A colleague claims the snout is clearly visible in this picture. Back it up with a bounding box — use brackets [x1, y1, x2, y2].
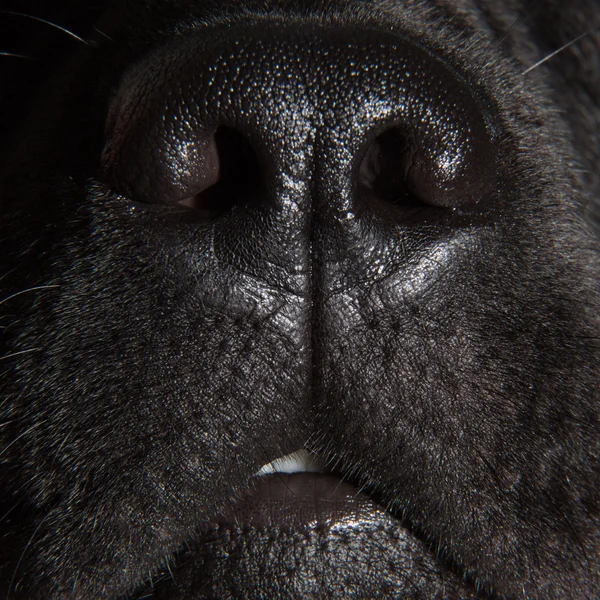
[92, 22, 505, 598]
[11, 10, 597, 599]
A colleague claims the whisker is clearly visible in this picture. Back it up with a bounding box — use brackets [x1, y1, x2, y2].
[0, 285, 59, 306]
[7, 515, 48, 600]
[0, 421, 46, 460]
[495, 12, 528, 47]
[0, 501, 19, 525]
[93, 27, 113, 42]
[0, 349, 42, 361]
[165, 557, 176, 585]
[0, 10, 89, 45]
[523, 27, 599, 75]
[0, 52, 33, 60]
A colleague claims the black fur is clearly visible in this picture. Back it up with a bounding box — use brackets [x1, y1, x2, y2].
[0, 1, 598, 598]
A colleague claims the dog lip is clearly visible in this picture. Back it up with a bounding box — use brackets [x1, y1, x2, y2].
[217, 471, 390, 529]
[180, 472, 483, 598]
[216, 449, 384, 528]
[180, 458, 484, 597]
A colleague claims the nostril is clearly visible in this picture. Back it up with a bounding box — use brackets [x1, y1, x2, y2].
[102, 23, 497, 223]
[176, 127, 263, 218]
[102, 94, 264, 219]
[358, 128, 426, 209]
[358, 118, 496, 216]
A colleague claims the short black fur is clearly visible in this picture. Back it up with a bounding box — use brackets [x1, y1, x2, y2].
[0, 0, 598, 598]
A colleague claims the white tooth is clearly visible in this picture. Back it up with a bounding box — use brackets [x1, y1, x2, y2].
[256, 449, 325, 476]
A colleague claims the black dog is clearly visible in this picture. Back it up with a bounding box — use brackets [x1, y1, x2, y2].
[0, 0, 598, 598]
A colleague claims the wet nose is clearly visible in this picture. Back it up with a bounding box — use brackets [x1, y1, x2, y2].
[102, 23, 497, 277]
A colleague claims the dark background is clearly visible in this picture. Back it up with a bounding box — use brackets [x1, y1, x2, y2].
[0, 1, 107, 157]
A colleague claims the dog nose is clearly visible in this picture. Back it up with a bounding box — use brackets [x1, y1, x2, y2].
[102, 23, 497, 288]
[103, 23, 496, 214]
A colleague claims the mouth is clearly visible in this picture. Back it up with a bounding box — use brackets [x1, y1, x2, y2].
[129, 452, 482, 599]
[218, 449, 391, 529]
